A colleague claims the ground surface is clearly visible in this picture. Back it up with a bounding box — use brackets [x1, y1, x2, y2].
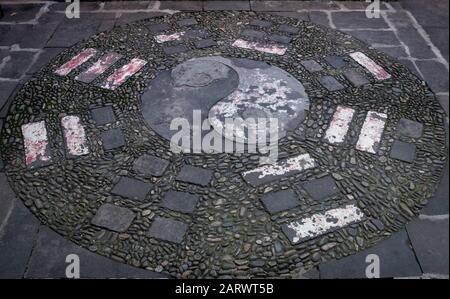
[0, 1, 448, 279]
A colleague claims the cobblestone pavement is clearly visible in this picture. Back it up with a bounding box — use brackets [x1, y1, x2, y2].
[0, 1, 448, 279]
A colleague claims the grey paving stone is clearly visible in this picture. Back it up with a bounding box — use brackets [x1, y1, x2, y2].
[111, 176, 152, 201]
[177, 18, 198, 27]
[319, 76, 345, 92]
[161, 190, 199, 214]
[397, 118, 424, 138]
[194, 39, 217, 49]
[319, 230, 423, 278]
[184, 28, 209, 39]
[91, 106, 116, 126]
[390, 140, 416, 163]
[0, 200, 40, 279]
[302, 175, 339, 201]
[301, 60, 323, 72]
[25, 226, 167, 278]
[147, 217, 188, 244]
[325, 55, 347, 69]
[27, 48, 65, 74]
[344, 69, 370, 87]
[20, 22, 60, 49]
[0, 51, 35, 79]
[46, 17, 100, 48]
[308, 11, 329, 27]
[249, 19, 273, 28]
[437, 94, 449, 116]
[163, 45, 189, 55]
[0, 3, 43, 22]
[375, 46, 408, 59]
[0, 173, 15, 226]
[204, 1, 250, 11]
[278, 24, 299, 34]
[133, 154, 170, 177]
[0, 81, 18, 111]
[103, 1, 150, 10]
[176, 165, 213, 186]
[159, 1, 203, 11]
[98, 19, 116, 33]
[260, 190, 300, 214]
[250, 0, 338, 11]
[91, 203, 135, 232]
[333, 12, 389, 29]
[101, 128, 125, 150]
[421, 162, 448, 215]
[346, 30, 400, 47]
[424, 27, 449, 63]
[148, 23, 170, 33]
[241, 29, 266, 40]
[407, 218, 449, 274]
[416, 60, 449, 93]
[268, 34, 291, 44]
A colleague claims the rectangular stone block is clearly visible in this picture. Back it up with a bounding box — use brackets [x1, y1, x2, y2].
[350, 51, 391, 80]
[100, 58, 147, 90]
[161, 190, 199, 214]
[75, 52, 123, 83]
[260, 190, 300, 214]
[133, 154, 170, 177]
[324, 106, 355, 144]
[176, 165, 213, 187]
[302, 175, 339, 201]
[194, 39, 217, 49]
[91, 204, 136, 233]
[319, 76, 344, 91]
[54, 48, 97, 76]
[268, 34, 291, 44]
[111, 177, 153, 201]
[397, 118, 423, 139]
[147, 217, 188, 244]
[344, 69, 370, 87]
[300, 60, 323, 72]
[177, 18, 198, 27]
[90, 106, 116, 126]
[390, 140, 416, 163]
[101, 128, 125, 150]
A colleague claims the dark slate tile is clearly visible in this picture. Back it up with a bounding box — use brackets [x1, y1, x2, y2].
[46, 17, 100, 47]
[147, 217, 188, 244]
[0, 4, 43, 22]
[177, 18, 198, 27]
[25, 226, 167, 278]
[333, 12, 389, 30]
[0, 200, 40, 279]
[278, 24, 299, 34]
[133, 154, 170, 177]
[0, 51, 36, 79]
[161, 190, 199, 214]
[390, 140, 416, 163]
[91, 106, 116, 126]
[27, 48, 65, 74]
[325, 55, 347, 69]
[302, 175, 339, 201]
[176, 165, 213, 186]
[241, 29, 266, 40]
[407, 218, 449, 274]
[184, 28, 209, 39]
[260, 190, 300, 214]
[319, 230, 423, 278]
[249, 19, 273, 28]
[421, 162, 449, 215]
[204, 1, 250, 11]
[163, 45, 189, 55]
[301, 60, 323, 72]
[308, 11, 329, 27]
[416, 60, 449, 93]
[268, 34, 291, 44]
[344, 69, 370, 87]
[91, 203, 136, 233]
[101, 128, 125, 150]
[148, 23, 170, 33]
[397, 118, 424, 139]
[319, 76, 345, 92]
[0, 81, 18, 111]
[19, 22, 60, 49]
[194, 39, 217, 49]
[111, 177, 152, 201]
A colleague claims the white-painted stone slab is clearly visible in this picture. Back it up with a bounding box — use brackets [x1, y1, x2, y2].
[324, 106, 355, 144]
[54, 48, 97, 76]
[282, 204, 365, 244]
[350, 51, 391, 80]
[242, 153, 316, 186]
[155, 32, 185, 43]
[232, 39, 287, 55]
[61, 116, 89, 157]
[100, 58, 147, 90]
[356, 111, 387, 154]
[21, 121, 51, 167]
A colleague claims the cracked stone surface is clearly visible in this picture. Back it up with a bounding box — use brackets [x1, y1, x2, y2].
[0, 11, 447, 279]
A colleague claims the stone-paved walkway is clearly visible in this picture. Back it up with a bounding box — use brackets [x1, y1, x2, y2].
[0, 0, 448, 279]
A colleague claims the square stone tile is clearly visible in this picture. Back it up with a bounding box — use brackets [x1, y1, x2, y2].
[177, 18, 198, 27]
[0, 52, 36, 79]
[111, 177, 152, 201]
[147, 217, 188, 244]
[302, 175, 339, 201]
[344, 69, 370, 87]
[301, 60, 323, 72]
[397, 118, 424, 138]
[133, 154, 170, 177]
[163, 45, 189, 55]
[91, 106, 116, 126]
[278, 24, 299, 34]
[161, 190, 199, 214]
[91, 203, 136, 233]
[176, 165, 213, 186]
[319, 230, 423, 278]
[260, 190, 300, 214]
[319, 76, 345, 92]
[407, 218, 449, 274]
[390, 140, 416, 163]
[101, 128, 125, 150]
[325, 55, 347, 68]
[268, 34, 291, 44]
[194, 39, 217, 49]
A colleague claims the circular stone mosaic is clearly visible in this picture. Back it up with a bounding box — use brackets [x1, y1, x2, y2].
[0, 11, 447, 278]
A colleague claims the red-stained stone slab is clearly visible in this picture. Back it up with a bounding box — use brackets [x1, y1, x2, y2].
[232, 39, 287, 55]
[54, 48, 97, 76]
[61, 115, 89, 157]
[75, 52, 122, 83]
[350, 52, 391, 80]
[100, 58, 147, 90]
[21, 121, 51, 168]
